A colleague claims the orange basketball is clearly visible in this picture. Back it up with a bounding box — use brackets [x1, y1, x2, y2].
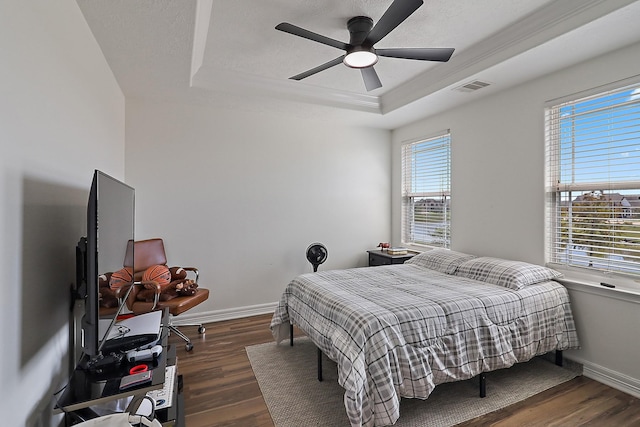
[142, 264, 171, 287]
[109, 267, 133, 289]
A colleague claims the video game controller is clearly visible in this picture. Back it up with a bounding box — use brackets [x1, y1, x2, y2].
[126, 344, 163, 363]
[82, 351, 124, 372]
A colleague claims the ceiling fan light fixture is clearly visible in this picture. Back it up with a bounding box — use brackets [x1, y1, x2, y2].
[343, 49, 378, 68]
[276, 2, 455, 91]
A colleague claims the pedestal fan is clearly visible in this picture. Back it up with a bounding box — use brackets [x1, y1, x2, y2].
[306, 243, 328, 272]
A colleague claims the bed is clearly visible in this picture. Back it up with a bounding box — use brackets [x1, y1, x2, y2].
[270, 249, 580, 427]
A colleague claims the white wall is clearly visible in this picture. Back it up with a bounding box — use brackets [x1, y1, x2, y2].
[126, 100, 390, 319]
[391, 41, 640, 396]
[0, 1, 125, 426]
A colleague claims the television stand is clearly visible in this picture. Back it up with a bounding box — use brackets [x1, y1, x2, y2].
[56, 309, 184, 426]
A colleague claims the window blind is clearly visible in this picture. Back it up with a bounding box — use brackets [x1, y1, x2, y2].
[401, 132, 451, 248]
[545, 82, 640, 275]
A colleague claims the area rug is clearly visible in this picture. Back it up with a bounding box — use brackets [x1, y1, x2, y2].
[246, 337, 582, 427]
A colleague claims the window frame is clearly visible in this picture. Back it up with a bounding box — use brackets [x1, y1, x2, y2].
[401, 131, 451, 249]
[545, 79, 640, 278]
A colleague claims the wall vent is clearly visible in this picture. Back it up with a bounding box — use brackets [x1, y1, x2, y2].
[454, 80, 491, 93]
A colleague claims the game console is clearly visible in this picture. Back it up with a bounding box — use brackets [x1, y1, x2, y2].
[100, 311, 163, 354]
[119, 370, 153, 390]
[126, 345, 163, 363]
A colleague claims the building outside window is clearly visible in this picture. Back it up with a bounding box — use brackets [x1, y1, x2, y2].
[545, 81, 640, 275]
[401, 132, 451, 248]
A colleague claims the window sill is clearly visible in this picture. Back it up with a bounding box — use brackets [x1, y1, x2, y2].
[401, 243, 440, 254]
[550, 265, 640, 304]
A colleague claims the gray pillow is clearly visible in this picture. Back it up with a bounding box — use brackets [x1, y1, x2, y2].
[454, 257, 563, 290]
[405, 249, 477, 274]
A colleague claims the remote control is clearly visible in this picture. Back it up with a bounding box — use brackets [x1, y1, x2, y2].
[126, 345, 163, 363]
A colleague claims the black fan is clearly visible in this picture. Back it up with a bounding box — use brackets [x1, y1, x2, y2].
[275, 0, 454, 91]
[306, 243, 328, 272]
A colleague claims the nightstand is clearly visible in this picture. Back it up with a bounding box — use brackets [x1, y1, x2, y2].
[367, 250, 415, 266]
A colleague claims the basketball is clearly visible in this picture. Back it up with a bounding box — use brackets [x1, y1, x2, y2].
[142, 264, 171, 287]
[109, 267, 133, 289]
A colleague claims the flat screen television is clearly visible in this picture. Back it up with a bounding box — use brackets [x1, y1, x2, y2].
[76, 170, 135, 363]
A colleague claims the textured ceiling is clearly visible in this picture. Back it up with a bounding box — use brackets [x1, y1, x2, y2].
[76, 0, 640, 128]
[202, 0, 550, 92]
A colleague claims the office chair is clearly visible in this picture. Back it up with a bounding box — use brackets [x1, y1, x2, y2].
[124, 238, 210, 351]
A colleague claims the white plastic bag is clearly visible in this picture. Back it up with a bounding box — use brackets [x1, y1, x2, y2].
[73, 413, 161, 427]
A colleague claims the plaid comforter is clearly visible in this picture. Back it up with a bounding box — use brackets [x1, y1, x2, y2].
[270, 264, 579, 427]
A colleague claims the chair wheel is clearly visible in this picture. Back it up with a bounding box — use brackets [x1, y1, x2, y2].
[185, 342, 194, 352]
[198, 326, 205, 334]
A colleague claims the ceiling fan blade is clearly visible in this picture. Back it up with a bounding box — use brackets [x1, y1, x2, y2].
[365, 0, 423, 46]
[361, 67, 382, 91]
[276, 23, 349, 51]
[290, 56, 345, 80]
[376, 47, 454, 62]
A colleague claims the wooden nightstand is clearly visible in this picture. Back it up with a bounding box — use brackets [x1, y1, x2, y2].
[367, 250, 415, 266]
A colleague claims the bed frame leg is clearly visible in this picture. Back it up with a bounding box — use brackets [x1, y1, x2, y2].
[317, 347, 323, 382]
[479, 373, 486, 398]
[290, 323, 294, 347]
[555, 350, 563, 367]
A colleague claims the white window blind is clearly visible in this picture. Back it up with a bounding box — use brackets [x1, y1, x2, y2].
[545, 82, 640, 275]
[401, 132, 451, 248]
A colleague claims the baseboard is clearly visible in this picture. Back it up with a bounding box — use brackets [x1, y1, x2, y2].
[567, 356, 640, 399]
[170, 301, 277, 326]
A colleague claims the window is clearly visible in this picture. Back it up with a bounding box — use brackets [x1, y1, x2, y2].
[545, 82, 640, 275]
[401, 132, 451, 248]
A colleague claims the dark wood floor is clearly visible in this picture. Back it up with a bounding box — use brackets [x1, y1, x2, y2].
[169, 314, 640, 427]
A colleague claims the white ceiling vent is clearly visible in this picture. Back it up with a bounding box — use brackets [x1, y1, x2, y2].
[454, 80, 491, 93]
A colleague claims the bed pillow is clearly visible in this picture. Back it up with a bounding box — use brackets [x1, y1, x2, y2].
[454, 257, 563, 290]
[405, 248, 477, 274]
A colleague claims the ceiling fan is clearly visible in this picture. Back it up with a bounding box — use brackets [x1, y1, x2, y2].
[275, 0, 455, 92]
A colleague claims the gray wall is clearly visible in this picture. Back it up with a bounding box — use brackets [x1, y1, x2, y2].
[125, 99, 391, 318]
[0, 1, 125, 426]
